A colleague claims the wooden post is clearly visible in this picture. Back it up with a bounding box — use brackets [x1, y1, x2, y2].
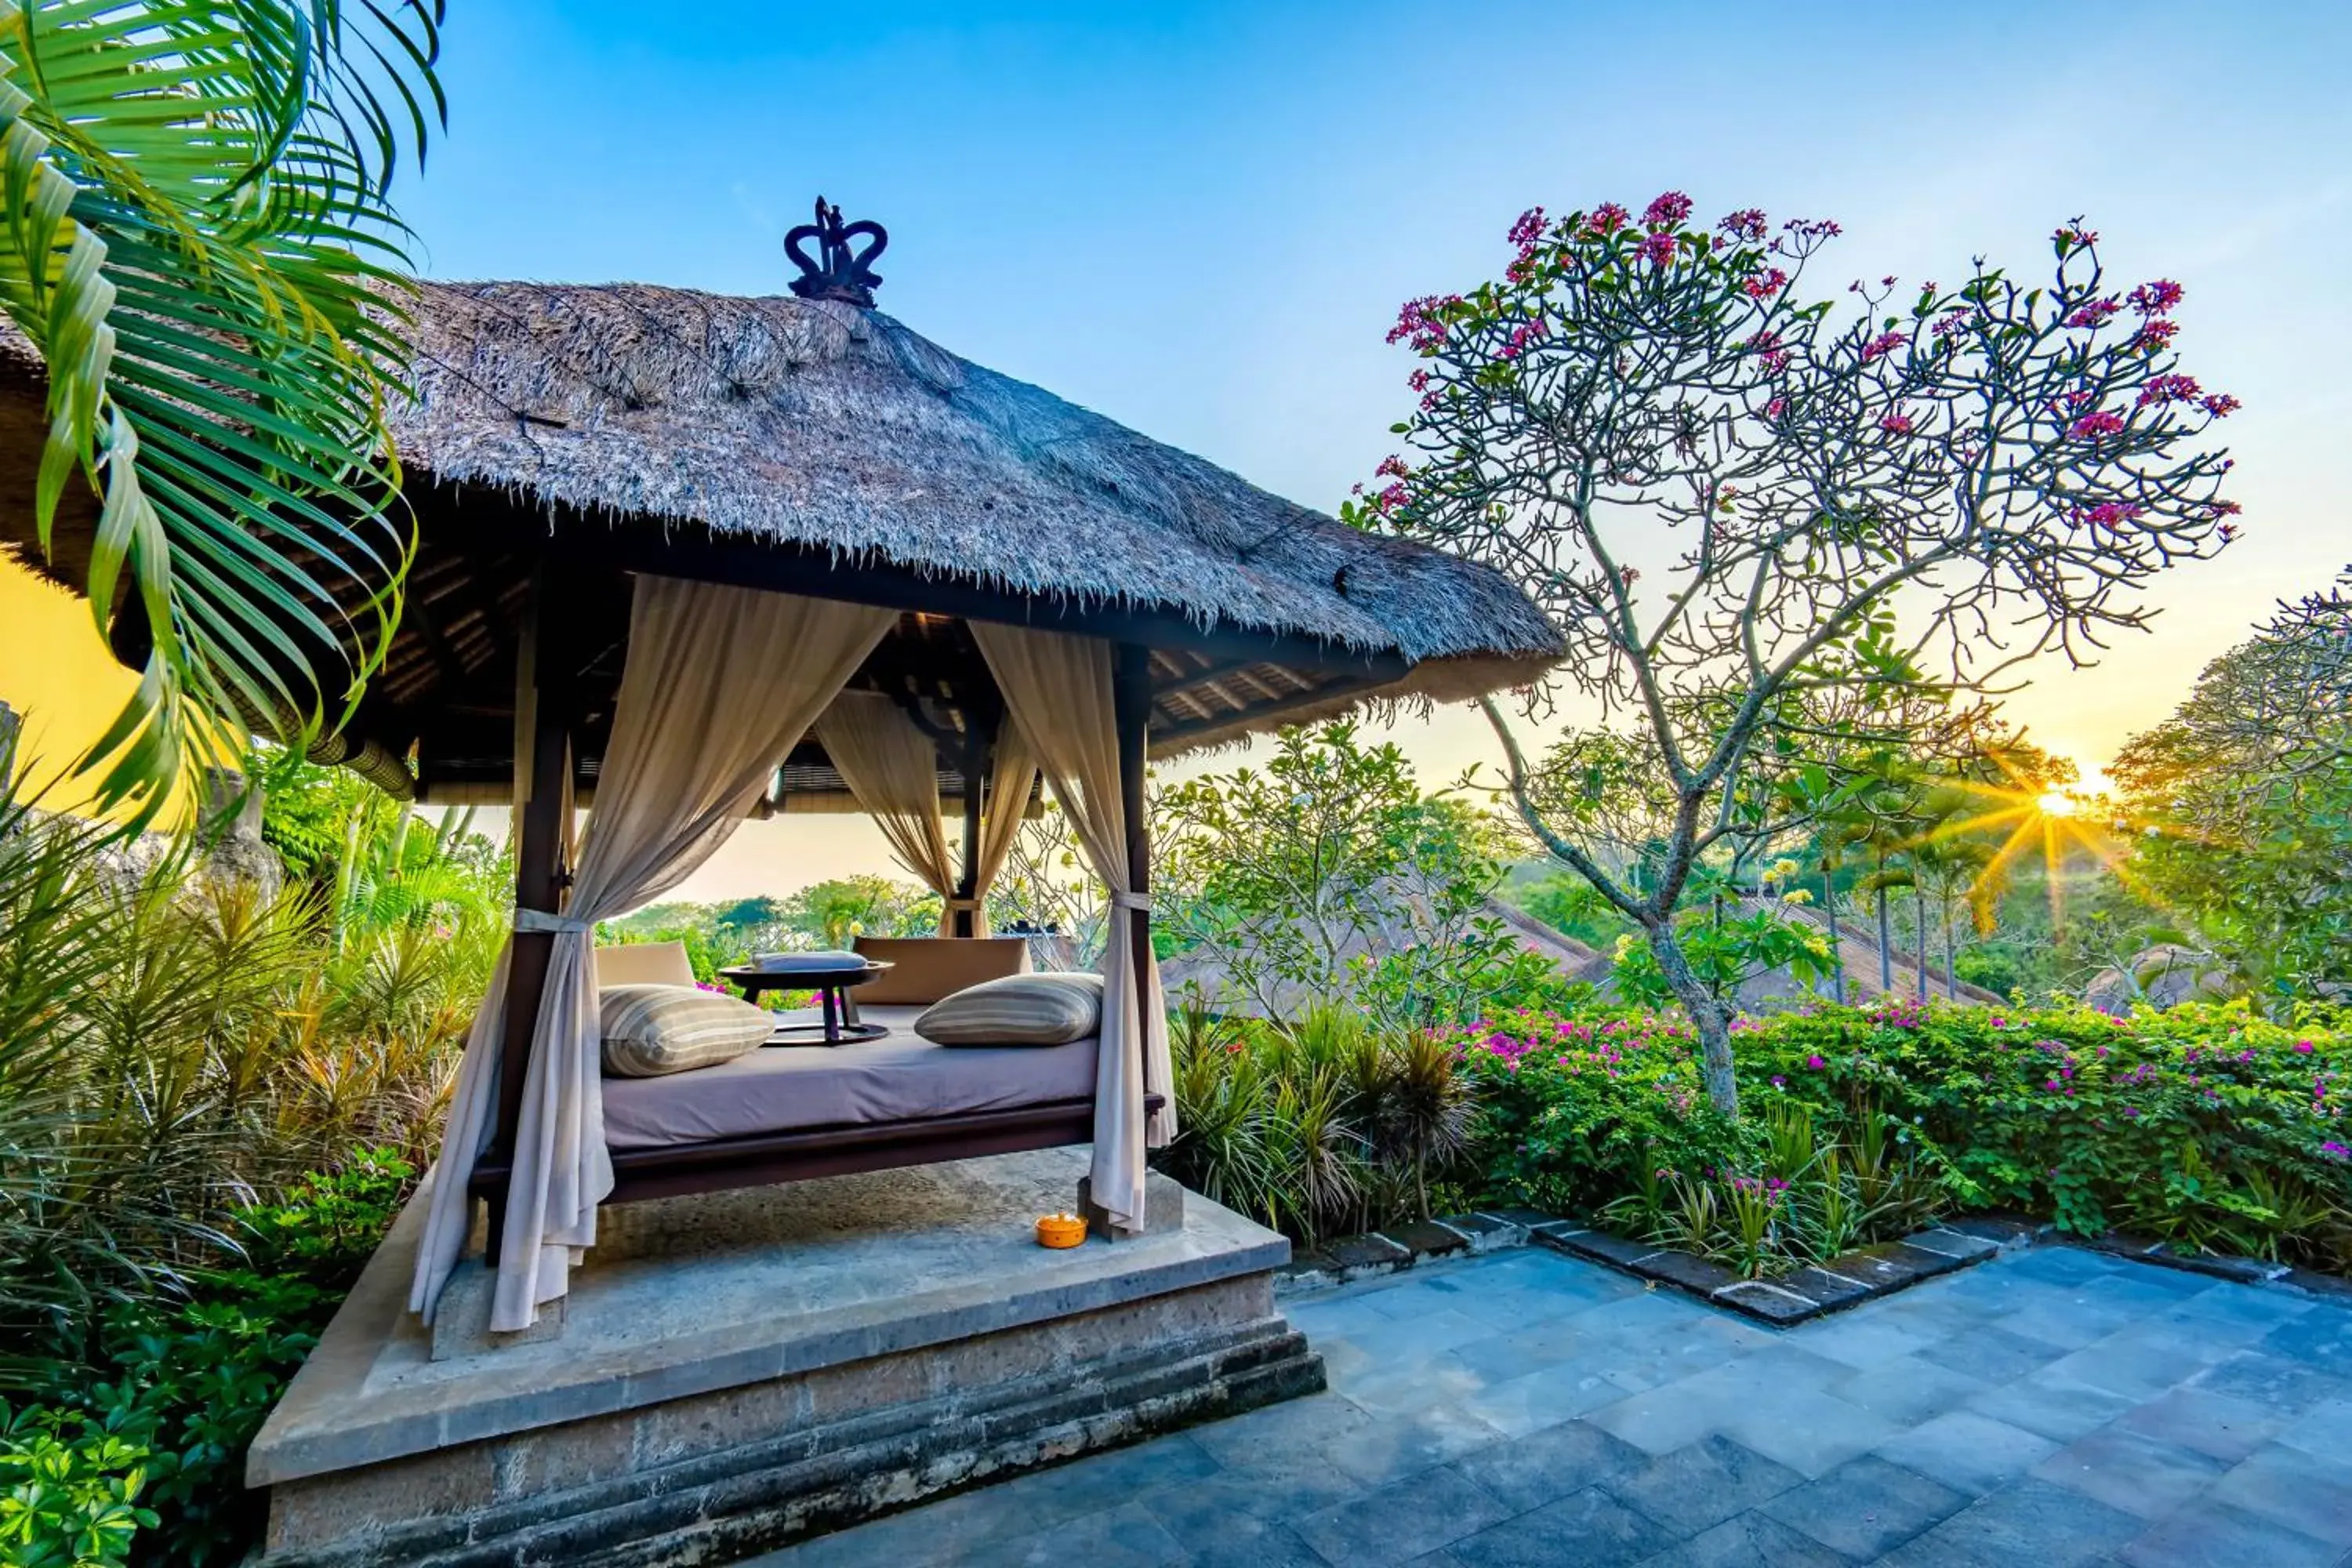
[484, 568, 575, 1265]
[951, 709, 992, 938]
[1114, 644, 1153, 1101]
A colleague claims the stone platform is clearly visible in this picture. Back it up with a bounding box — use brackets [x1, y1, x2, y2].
[246, 1148, 1319, 1566]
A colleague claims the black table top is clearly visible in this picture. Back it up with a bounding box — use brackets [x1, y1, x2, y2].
[717, 959, 893, 987]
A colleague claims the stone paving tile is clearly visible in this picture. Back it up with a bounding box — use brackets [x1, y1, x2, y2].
[1828, 1353, 1990, 1425]
[1290, 1463, 1513, 1566]
[1964, 1369, 2141, 1443]
[1873, 1409, 2063, 1495]
[1453, 1352, 1632, 1436]
[1875, 1477, 2143, 1566]
[2189, 1346, 2352, 1414]
[749, 1244, 2352, 1568]
[1322, 1401, 1508, 1487]
[2111, 1385, 2281, 1462]
[2115, 1500, 2347, 1568]
[1605, 1435, 1806, 1534]
[1631, 1511, 1853, 1567]
[1756, 1454, 1965, 1558]
[1788, 1309, 1953, 1370]
[1446, 1486, 1675, 1567]
[1447, 1418, 1648, 1513]
[2030, 1425, 2227, 1519]
[2205, 1442, 2352, 1547]
[2277, 1396, 2352, 1458]
[1907, 1322, 2074, 1385]
[961, 1501, 1192, 1568]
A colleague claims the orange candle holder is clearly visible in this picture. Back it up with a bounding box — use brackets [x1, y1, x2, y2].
[1036, 1211, 1087, 1249]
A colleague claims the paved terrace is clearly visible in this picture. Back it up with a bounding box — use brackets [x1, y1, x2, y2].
[755, 1242, 2352, 1566]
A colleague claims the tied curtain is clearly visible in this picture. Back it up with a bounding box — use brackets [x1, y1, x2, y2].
[969, 625, 1173, 1232]
[410, 579, 893, 1330]
[813, 692, 1042, 936]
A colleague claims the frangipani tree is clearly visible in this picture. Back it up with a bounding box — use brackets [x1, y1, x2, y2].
[1359, 194, 2238, 1115]
[0, 2, 443, 819]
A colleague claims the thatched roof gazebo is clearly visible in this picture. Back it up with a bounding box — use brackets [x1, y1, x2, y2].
[1, 205, 1562, 1339]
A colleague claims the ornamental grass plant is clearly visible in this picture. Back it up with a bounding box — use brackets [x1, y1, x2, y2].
[1158, 997, 1476, 1243]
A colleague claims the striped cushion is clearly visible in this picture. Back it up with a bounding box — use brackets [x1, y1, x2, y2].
[599, 984, 774, 1078]
[914, 971, 1103, 1046]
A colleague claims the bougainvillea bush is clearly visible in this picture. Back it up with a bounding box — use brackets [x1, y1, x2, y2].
[1450, 1000, 2350, 1276]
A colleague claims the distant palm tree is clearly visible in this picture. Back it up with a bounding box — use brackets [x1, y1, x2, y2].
[0, 2, 444, 820]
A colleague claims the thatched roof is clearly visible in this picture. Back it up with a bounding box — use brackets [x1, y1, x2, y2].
[398, 282, 1554, 675]
[1, 276, 1562, 789]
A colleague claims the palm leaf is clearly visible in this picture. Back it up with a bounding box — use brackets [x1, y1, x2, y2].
[0, 0, 443, 823]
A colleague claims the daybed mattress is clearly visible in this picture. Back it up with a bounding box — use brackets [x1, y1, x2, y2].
[599, 1004, 1099, 1150]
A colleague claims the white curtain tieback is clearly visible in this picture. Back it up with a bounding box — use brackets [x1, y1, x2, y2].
[1110, 891, 1153, 913]
[513, 910, 594, 935]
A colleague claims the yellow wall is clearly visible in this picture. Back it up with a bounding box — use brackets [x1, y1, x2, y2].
[0, 554, 188, 825]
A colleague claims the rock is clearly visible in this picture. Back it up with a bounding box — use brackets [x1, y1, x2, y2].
[2083, 944, 2236, 1014]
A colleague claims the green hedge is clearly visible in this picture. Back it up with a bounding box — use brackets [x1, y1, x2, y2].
[1453, 999, 2350, 1272]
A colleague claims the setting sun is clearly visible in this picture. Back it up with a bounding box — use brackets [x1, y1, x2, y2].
[2038, 790, 2078, 818]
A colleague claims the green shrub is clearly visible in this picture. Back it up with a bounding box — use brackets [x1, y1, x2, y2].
[0, 1406, 156, 1568]
[20, 1156, 412, 1567]
[1450, 997, 2349, 1273]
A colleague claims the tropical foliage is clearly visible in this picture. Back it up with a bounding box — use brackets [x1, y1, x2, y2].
[0, 746, 497, 1357]
[1156, 722, 1557, 1026]
[2114, 572, 2352, 1007]
[0, 1, 442, 818]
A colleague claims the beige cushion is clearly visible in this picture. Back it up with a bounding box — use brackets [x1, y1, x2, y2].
[915, 972, 1103, 1046]
[595, 941, 697, 990]
[599, 984, 773, 1078]
[851, 936, 1032, 1005]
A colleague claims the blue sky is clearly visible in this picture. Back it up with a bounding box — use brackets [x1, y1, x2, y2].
[396, 2, 2350, 894]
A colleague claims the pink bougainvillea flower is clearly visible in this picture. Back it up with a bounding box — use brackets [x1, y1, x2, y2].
[2201, 393, 2241, 418]
[2296, 1040, 2317, 1054]
[1744, 267, 1789, 299]
[1718, 208, 1768, 241]
[1806, 1054, 1828, 1069]
[2129, 278, 2185, 316]
[1636, 230, 1679, 268]
[2069, 410, 2127, 439]
[2065, 299, 2121, 328]
[1879, 411, 1914, 435]
[1862, 330, 1905, 362]
[1508, 205, 1548, 247]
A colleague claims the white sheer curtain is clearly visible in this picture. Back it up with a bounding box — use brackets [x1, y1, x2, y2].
[966, 728, 1040, 938]
[814, 692, 959, 927]
[969, 625, 1172, 1232]
[411, 579, 892, 1330]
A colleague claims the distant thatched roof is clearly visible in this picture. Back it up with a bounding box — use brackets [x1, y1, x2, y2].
[0, 276, 1562, 786]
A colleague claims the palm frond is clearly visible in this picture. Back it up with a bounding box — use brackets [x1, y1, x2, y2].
[0, 1, 443, 822]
